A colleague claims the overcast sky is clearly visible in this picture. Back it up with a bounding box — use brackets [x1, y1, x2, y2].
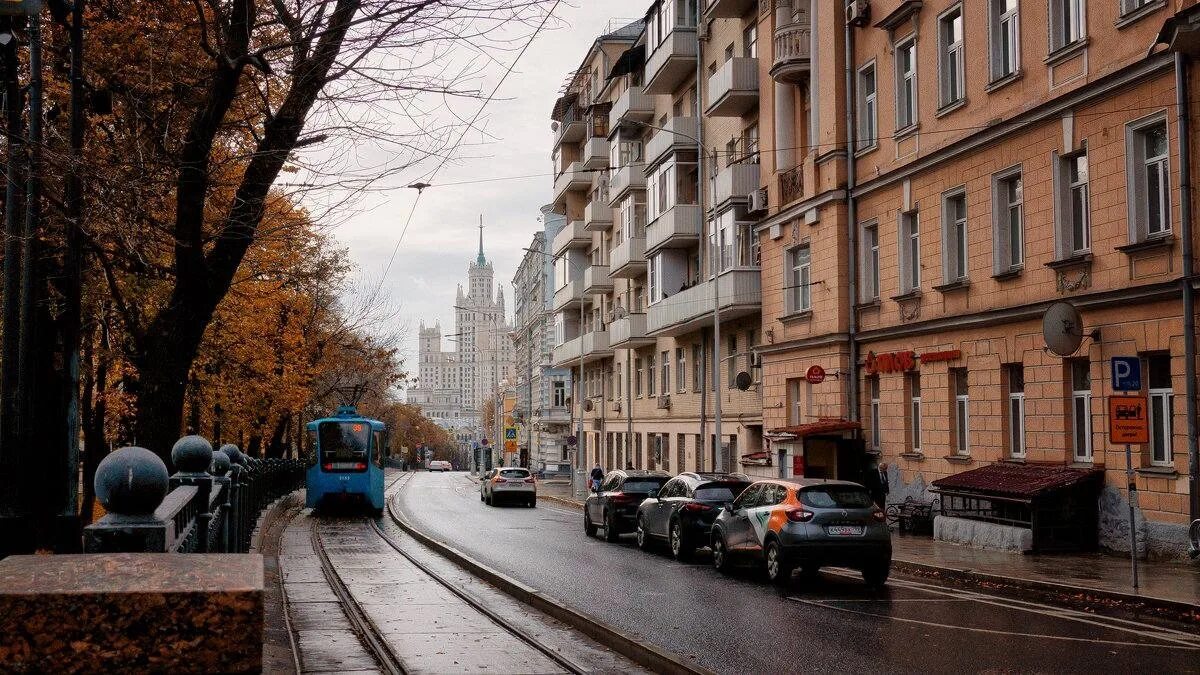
[331, 1, 648, 386]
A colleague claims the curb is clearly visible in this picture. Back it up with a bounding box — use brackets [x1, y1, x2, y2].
[891, 558, 1200, 624]
[539, 493, 584, 510]
[387, 493, 713, 675]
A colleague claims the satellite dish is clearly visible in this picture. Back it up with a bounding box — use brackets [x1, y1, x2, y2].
[583, 399, 594, 412]
[1042, 302, 1085, 356]
[550, 120, 560, 132]
[735, 372, 753, 391]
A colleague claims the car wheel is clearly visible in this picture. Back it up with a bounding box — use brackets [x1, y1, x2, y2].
[636, 516, 651, 551]
[584, 511, 598, 537]
[862, 559, 891, 588]
[765, 539, 793, 586]
[604, 511, 620, 543]
[711, 533, 732, 574]
[529, 497, 537, 508]
[669, 519, 693, 561]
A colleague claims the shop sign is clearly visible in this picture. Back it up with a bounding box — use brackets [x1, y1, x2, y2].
[805, 365, 826, 384]
[919, 349, 962, 364]
[864, 351, 917, 374]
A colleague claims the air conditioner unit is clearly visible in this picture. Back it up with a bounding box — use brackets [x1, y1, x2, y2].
[747, 187, 768, 215]
[657, 395, 671, 410]
[846, 0, 870, 27]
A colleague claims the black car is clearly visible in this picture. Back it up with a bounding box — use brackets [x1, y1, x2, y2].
[584, 469, 671, 542]
[635, 472, 752, 560]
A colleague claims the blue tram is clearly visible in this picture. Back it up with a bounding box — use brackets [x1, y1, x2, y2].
[305, 406, 387, 514]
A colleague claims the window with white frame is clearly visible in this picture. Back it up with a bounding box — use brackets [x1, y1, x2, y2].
[1120, 0, 1157, 17]
[1070, 359, 1092, 462]
[726, 334, 737, 389]
[899, 211, 920, 294]
[647, 352, 657, 396]
[869, 376, 881, 451]
[788, 378, 803, 425]
[635, 356, 643, 397]
[1055, 150, 1091, 257]
[942, 191, 969, 282]
[661, 350, 670, 395]
[1049, 0, 1085, 53]
[993, 169, 1024, 273]
[692, 344, 702, 393]
[620, 194, 647, 240]
[676, 347, 686, 392]
[861, 222, 880, 302]
[953, 369, 969, 456]
[610, 138, 643, 171]
[1126, 116, 1170, 242]
[648, 254, 663, 304]
[989, 0, 1020, 81]
[857, 62, 877, 150]
[895, 37, 917, 130]
[938, 6, 965, 108]
[646, 158, 698, 224]
[1007, 364, 1026, 458]
[1148, 354, 1173, 466]
[553, 380, 567, 407]
[907, 374, 922, 454]
[743, 23, 757, 58]
[787, 244, 812, 313]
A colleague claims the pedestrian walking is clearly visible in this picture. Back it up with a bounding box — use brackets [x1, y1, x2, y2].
[589, 463, 604, 492]
[863, 459, 889, 508]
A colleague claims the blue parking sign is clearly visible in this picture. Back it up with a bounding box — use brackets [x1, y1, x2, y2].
[1111, 357, 1141, 392]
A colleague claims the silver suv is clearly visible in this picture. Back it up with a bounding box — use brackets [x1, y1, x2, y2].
[480, 467, 537, 507]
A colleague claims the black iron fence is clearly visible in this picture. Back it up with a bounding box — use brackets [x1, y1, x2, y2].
[82, 436, 305, 553]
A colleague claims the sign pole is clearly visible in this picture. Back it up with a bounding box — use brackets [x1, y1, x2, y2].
[1125, 440, 1139, 590]
[1109, 357, 1146, 590]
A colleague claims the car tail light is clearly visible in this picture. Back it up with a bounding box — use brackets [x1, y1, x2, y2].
[872, 509, 886, 522]
[785, 507, 814, 523]
[609, 492, 634, 503]
[354, 462, 367, 471]
[523, 477, 535, 483]
[492, 476, 503, 483]
[682, 503, 713, 513]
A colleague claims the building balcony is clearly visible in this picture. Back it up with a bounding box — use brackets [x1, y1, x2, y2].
[714, 162, 761, 209]
[608, 86, 655, 133]
[646, 204, 701, 254]
[552, 331, 613, 368]
[537, 407, 571, 424]
[553, 114, 586, 150]
[610, 237, 647, 278]
[582, 265, 613, 295]
[646, 269, 761, 337]
[608, 164, 646, 206]
[551, 219, 590, 256]
[610, 313, 655, 349]
[583, 200, 612, 232]
[770, 21, 811, 84]
[706, 57, 758, 117]
[552, 280, 583, 312]
[703, 0, 757, 19]
[645, 28, 698, 95]
[552, 161, 591, 206]
[582, 137, 609, 170]
[645, 116, 698, 168]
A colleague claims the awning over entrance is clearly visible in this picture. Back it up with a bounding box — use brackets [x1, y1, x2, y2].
[766, 419, 861, 441]
[931, 463, 1104, 500]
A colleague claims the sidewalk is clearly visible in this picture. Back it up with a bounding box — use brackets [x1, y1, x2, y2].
[533, 479, 1199, 616]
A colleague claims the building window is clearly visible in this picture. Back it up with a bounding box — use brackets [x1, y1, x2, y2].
[787, 244, 812, 313]
[1049, 0, 1085, 53]
[1120, 0, 1159, 15]
[869, 376, 881, 451]
[726, 334, 737, 389]
[1055, 151, 1091, 257]
[1126, 116, 1170, 242]
[692, 344, 702, 393]
[942, 190, 969, 282]
[661, 350, 670, 395]
[952, 369, 969, 456]
[1070, 359, 1092, 462]
[787, 378, 803, 425]
[1007, 364, 1026, 458]
[938, 6, 965, 108]
[553, 381, 567, 407]
[857, 62, 877, 150]
[992, 169, 1024, 273]
[743, 23, 757, 58]
[989, 0, 1020, 81]
[861, 222, 880, 302]
[899, 210, 920, 294]
[1148, 354, 1173, 466]
[647, 352, 657, 396]
[907, 374, 922, 454]
[635, 356, 643, 397]
[895, 37, 917, 131]
[676, 347, 686, 392]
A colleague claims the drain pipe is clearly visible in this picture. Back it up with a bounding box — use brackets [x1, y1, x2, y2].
[844, 12, 860, 424]
[1177, 52, 1199, 523]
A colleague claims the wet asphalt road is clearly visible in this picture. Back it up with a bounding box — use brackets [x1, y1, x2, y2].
[392, 471, 1200, 674]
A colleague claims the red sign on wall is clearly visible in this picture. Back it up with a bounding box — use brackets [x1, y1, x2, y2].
[792, 454, 805, 477]
[864, 351, 917, 375]
[805, 365, 826, 384]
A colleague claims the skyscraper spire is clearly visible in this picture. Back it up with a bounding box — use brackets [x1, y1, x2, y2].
[477, 214, 486, 265]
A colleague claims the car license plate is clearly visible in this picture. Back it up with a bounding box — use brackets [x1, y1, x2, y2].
[826, 525, 863, 536]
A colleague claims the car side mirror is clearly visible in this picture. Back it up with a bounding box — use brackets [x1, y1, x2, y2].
[649, 489, 660, 499]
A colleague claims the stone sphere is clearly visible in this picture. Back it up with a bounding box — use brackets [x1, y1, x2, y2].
[210, 450, 231, 477]
[171, 435, 214, 474]
[95, 447, 169, 516]
[219, 444, 244, 466]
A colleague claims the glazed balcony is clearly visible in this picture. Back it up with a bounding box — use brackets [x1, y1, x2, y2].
[706, 57, 759, 117]
[582, 137, 609, 170]
[646, 269, 762, 337]
[583, 201, 612, 232]
[610, 237, 647, 278]
[645, 204, 701, 254]
[608, 86, 655, 133]
[770, 20, 811, 84]
[704, 0, 756, 19]
[552, 331, 613, 368]
[645, 28, 698, 95]
[645, 116, 699, 168]
[582, 265, 613, 295]
[610, 313, 655, 349]
[551, 219, 590, 256]
[713, 162, 761, 208]
[552, 280, 583, 312]
[552, 161, 591, 206]
[608, 164, 646, 206]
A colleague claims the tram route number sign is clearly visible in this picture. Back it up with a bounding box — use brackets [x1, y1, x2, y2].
[1108, 395, 1149, 444]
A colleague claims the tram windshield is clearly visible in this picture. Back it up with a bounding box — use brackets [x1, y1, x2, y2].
[319, 421, 371, 471]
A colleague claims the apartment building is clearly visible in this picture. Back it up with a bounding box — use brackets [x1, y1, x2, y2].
[510, 206, 574, 472]
[753, 0, 1198, 557]
[549, 6, 766, 477]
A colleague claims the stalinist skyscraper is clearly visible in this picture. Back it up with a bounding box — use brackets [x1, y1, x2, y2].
[411, 222, 515, 453]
